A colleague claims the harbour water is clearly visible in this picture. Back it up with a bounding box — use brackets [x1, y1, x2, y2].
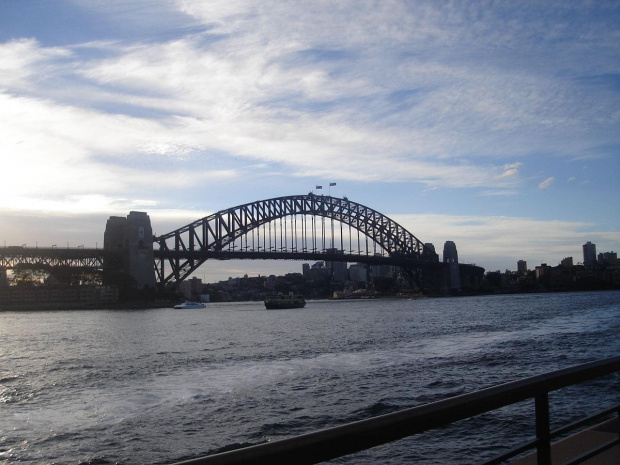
[1, 291, 619, 464]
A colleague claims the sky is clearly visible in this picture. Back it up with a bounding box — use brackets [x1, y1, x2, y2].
[1, 0, 619, 282]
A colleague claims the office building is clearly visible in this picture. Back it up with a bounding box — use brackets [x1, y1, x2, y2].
[583, 242, 596, 266]
[348, 263, 368, 282]
[560, 257, 573, 267]
[325, 248, 348, 281]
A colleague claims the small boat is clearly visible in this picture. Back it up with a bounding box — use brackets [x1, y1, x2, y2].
[174, 301, 206, 309]
[264, 293, 306, 309]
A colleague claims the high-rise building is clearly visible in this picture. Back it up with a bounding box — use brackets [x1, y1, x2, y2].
[370, 253, 393, 279]
[583, 241, 596, 266]
[348, 263, 368, 282]
[598, 252, 618, 264]
[517, 260, 527, 274]
[180, 276, 203, 298]
[443, 241, 460, 292]
[325, 248, 348, 281]
[307, 261, 329, 281]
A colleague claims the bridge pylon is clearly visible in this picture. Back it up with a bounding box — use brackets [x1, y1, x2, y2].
[104, 211, 156, 289]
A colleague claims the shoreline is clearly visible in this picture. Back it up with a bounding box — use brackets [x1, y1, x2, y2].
[2, 288, 618, 311]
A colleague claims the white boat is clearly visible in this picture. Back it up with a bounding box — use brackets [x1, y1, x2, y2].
[174, 301, 206, 309]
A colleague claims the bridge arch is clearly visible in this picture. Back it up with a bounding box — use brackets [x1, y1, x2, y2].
[154, 194, 431, 284]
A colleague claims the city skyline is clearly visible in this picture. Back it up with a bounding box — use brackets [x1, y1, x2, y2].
[1, 1, 619, 282]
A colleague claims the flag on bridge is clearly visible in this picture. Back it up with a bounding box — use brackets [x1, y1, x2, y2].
[329, 182, 336, 186]
[316, 185, 323, 189]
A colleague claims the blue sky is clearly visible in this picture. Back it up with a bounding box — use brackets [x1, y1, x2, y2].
[1, 0, 619, 281]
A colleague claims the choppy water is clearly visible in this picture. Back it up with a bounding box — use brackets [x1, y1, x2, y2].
[1, 291, 619, 464]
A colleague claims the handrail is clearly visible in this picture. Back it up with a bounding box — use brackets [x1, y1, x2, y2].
[171, 356, 620, 465]
[483, 403, 620, 465]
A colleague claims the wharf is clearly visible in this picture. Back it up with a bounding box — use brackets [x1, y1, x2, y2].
[512, 417, 618, 465]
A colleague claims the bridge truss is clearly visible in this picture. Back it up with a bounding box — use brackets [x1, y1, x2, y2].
[0, 247, 121, 270]
[154, 194, 433, 284]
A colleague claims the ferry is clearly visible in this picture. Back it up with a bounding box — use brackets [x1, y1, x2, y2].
[173, 301, 207, 309]
[264, 293, 306, 309]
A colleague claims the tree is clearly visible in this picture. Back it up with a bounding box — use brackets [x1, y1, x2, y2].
[8, 266, 49, 286]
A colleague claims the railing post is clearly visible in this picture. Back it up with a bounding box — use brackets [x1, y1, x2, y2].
[535, 393, 552, 465]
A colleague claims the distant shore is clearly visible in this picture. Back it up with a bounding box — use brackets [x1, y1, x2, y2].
[0, 301, 175, 311]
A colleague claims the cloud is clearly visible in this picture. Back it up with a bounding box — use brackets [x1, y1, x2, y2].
[0, 38, 71, 91]
[1, 0, 619, 223]
[496, 162, 522, 180]
[538, 177, 555, 189]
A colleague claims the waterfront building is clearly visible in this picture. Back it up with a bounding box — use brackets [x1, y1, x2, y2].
[371, 264, 394, 278]
[535, 263, 552, 279]
[180, 276, 203, 299]
[264, 275, 277, 291]
[371, 253, 394, 279]
[325, 249, 348, 282]
[583, 241, 597, 266]
[561, 257, 574, 267]
[348, 263, 368, 282]
[307, 261, 330, 281]
[517, 260, 527, 274]
[598, 251, 618, 264]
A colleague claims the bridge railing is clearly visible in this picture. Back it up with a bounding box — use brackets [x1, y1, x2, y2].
[171, 356, 620, 465]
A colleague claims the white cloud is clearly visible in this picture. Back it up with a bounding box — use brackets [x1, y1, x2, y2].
[0, 38, 71, 91]
[538, 177, 555, 189]
[496, 162, 522, 180]
[0, 91, 241, 212]
[1, 0, 618, 230]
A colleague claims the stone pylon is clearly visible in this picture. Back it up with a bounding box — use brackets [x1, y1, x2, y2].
[104, 211, 156, 288]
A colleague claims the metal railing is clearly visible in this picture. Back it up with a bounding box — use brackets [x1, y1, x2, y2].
[171, 356, 620, 465]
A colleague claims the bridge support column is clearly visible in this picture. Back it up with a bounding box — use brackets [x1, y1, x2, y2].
[104, 212, 156, 289]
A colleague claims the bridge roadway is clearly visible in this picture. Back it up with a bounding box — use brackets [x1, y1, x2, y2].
[155, 249, 435, 267]
[0, 246, 444, 271]
[0, 247, 122, 269]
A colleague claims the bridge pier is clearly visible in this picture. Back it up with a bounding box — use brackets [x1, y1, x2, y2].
[104, 212, 156, 289]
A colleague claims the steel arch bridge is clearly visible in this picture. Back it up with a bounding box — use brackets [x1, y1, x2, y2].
[154, 194, 437, 284]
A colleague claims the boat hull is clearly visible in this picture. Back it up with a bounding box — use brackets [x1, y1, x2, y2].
[264, 295, 306, 309]
[174, 301, 206, 309]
